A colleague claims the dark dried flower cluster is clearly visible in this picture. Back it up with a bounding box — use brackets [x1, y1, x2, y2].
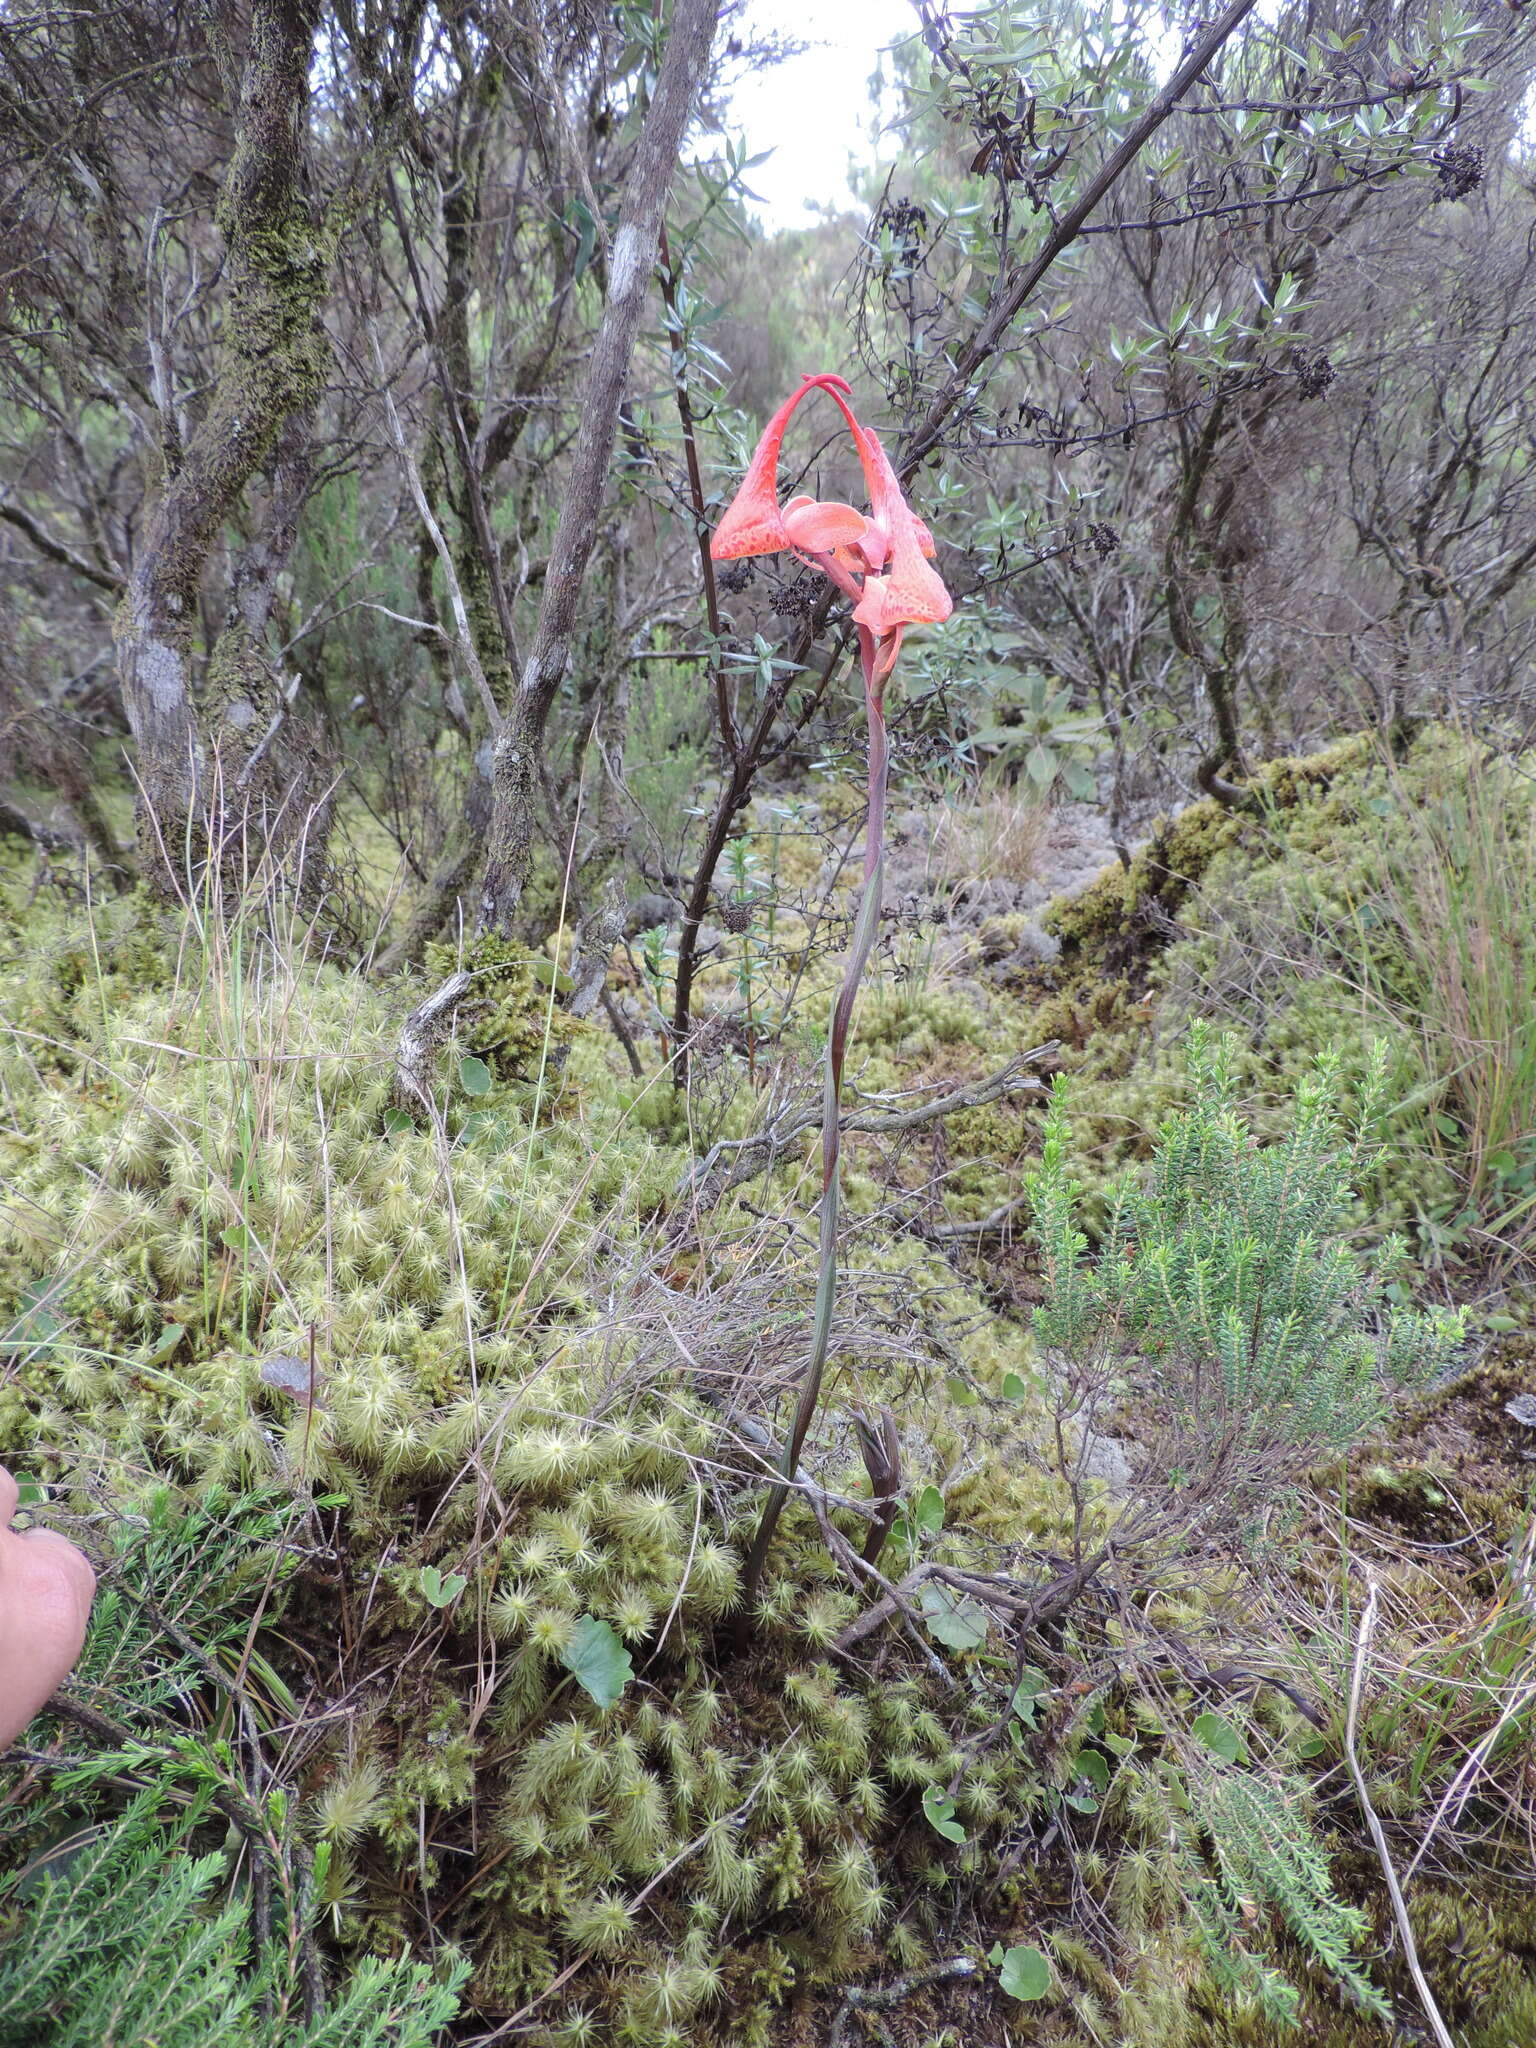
[876, 196, 929, 243]
[1431, 142, 1484, 201]
[718, 899, 752, 935]
[770, 575, 818, 621]
[1290, 349, 1337, 400]
[1085, 520, 1121, 560]
[716, 559, 755, 594]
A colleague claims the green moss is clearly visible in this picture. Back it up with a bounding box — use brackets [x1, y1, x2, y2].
[0, 883, 1068, 2044]
[422, 929, 576, 1089]
[6, 722, 1534, 2043]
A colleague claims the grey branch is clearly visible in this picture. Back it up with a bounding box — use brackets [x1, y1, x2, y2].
[393, 967, 473, 1115]
[1343, 1576, 1456, 2048]
[0, 501, 123, 594]
[674, 1042, 1057, 1215]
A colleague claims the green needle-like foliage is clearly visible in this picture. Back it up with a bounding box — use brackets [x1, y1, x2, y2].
[0, 1789, 464, 2048]
[1187, 1768, 1389, 2027]
[1030, 1025, 1465, 1515]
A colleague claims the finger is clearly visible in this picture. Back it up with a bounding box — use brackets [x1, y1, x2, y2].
[17, 1528, 97, 1618]
[0, 1529, 95, 1748]
[0, 1470, 17, 1528]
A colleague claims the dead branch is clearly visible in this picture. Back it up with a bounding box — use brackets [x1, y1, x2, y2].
[392, 966, 472, 1114]
[829, 1957, 981, 2048]
[673, 1041, 1057, 1218]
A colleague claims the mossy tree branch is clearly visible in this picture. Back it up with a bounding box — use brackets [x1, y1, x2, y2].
[113, 0, 331, 883]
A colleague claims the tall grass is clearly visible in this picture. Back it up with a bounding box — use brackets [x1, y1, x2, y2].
[1361, 750, 1536, 1262]
[931, 766, 1049, 889]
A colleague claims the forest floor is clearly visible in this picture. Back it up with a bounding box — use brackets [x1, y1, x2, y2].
[3, 725, 1535, 2048]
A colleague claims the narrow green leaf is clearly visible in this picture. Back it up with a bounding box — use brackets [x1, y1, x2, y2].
[145, 1323, 186, 1367]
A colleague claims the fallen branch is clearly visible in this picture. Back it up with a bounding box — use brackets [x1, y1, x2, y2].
[674, 1042, 1057, 1218]
[393, 967, 473, 1114]
[829, 1957, 981, 2048]
[833, 1546, 1111, 1659]
[918, 1191, 1032, 1241]
[0, 798, 75, 854]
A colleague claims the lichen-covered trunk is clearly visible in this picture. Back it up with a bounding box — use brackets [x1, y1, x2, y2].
[114, 0, 330, 891]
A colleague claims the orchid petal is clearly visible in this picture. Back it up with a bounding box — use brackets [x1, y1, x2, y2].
[709, 374, 857, 561]
[783, 498, 870, 551]
[807, 388, 951, 617]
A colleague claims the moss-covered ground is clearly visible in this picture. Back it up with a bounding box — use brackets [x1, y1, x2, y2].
[2, 725, 1534, 2045]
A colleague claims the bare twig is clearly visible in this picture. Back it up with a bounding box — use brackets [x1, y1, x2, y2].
[901, 0, 1264, 474]
[675, 1042, 1057, 1215]
[478, 0, 722, 934]
[829, 1957, 981, 2048]
[1343, 1576, 1455, 2048]
[370, 338, 503, 737]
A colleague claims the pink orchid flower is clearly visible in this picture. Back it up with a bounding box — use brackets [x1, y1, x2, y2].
[710, 379, 956, 1608]
[710, 373, 951, 683]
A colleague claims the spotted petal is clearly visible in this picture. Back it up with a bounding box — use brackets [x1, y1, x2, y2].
[710, 374, 855, 561]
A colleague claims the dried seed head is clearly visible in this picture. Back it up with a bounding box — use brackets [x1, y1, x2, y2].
[1431, 142, 1484, 201]
[1290, 348, 1337, 400]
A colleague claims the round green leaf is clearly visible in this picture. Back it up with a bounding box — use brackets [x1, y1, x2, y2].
[527, 957, 574, 994]
[919, 1584, 989, 1652]
[1192, 1710, 1245, 1764]
[560, 1615, 634, 1709]
[913, 1485, 945, 1536]
[999, 1944, 1051, 2000]
[459, 1055, 493, 1098]
[921, 1784, 967, 1843]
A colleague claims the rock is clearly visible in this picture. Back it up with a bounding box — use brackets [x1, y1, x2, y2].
[625, 893, 682, 935]
[1079, 1429, 1133, 1495]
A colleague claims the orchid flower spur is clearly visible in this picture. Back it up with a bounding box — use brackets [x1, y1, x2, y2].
[711, 376, 955, 1609]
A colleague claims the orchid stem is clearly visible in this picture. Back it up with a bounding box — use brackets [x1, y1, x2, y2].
[742, 628, 889, 1612]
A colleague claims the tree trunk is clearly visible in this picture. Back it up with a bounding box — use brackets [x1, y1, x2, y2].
[113, 0, 330, 890]
[477, 0, 721, 937]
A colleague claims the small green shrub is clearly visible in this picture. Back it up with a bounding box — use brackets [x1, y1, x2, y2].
[1030, 1026, 1464, 1521]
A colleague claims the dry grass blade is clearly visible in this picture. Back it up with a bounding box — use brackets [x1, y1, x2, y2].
[1343, 1575, 1455, 2048]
